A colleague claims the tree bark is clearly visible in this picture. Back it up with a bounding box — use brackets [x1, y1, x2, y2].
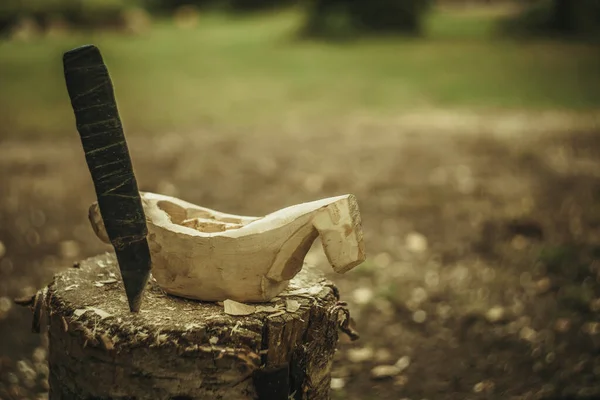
[40, 253, 352, 399]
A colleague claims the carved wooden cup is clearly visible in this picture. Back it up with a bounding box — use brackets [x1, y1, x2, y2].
[89, 192, 366, 302]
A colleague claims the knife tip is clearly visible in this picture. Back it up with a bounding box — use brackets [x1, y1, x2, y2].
[122, 269, 150, 313]
[115, 241, 152, 313]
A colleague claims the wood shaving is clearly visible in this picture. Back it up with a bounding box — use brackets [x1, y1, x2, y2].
[286, 299, 301, 313]
[231, 321, 243, 333]
[97, 278, 118, 284]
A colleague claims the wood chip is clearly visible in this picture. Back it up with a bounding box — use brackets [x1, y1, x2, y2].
[284, 286, 324, 297]
[73, 309, 87, 318]
[223, 300, 285, 316]
[267, 310, 286, 318]
[286, 299, 301, 313]
[73, 307, 112, 320]
[255, 305, 281, 313]
[91, 307, 112, 319]
[223, 299, 256, 316]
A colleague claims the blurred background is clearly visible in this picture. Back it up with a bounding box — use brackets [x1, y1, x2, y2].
[1, 0, 600, 399]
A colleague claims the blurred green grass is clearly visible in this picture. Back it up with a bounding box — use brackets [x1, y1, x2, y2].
[0, 9, 599, 140]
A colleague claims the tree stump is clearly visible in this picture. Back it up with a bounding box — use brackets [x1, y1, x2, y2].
[39, 253, 355, 400]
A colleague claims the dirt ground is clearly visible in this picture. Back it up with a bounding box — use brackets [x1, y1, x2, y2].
[1, 110, 600, 399]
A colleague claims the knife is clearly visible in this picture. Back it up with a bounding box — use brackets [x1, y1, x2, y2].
[63, 44, 151, 312]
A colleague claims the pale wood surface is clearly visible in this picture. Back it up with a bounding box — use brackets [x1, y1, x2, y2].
[89, 192, 365, 302]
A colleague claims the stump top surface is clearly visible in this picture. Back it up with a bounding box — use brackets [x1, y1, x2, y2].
[48, 253, 334, 348]
[45, 254, 343, 399]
